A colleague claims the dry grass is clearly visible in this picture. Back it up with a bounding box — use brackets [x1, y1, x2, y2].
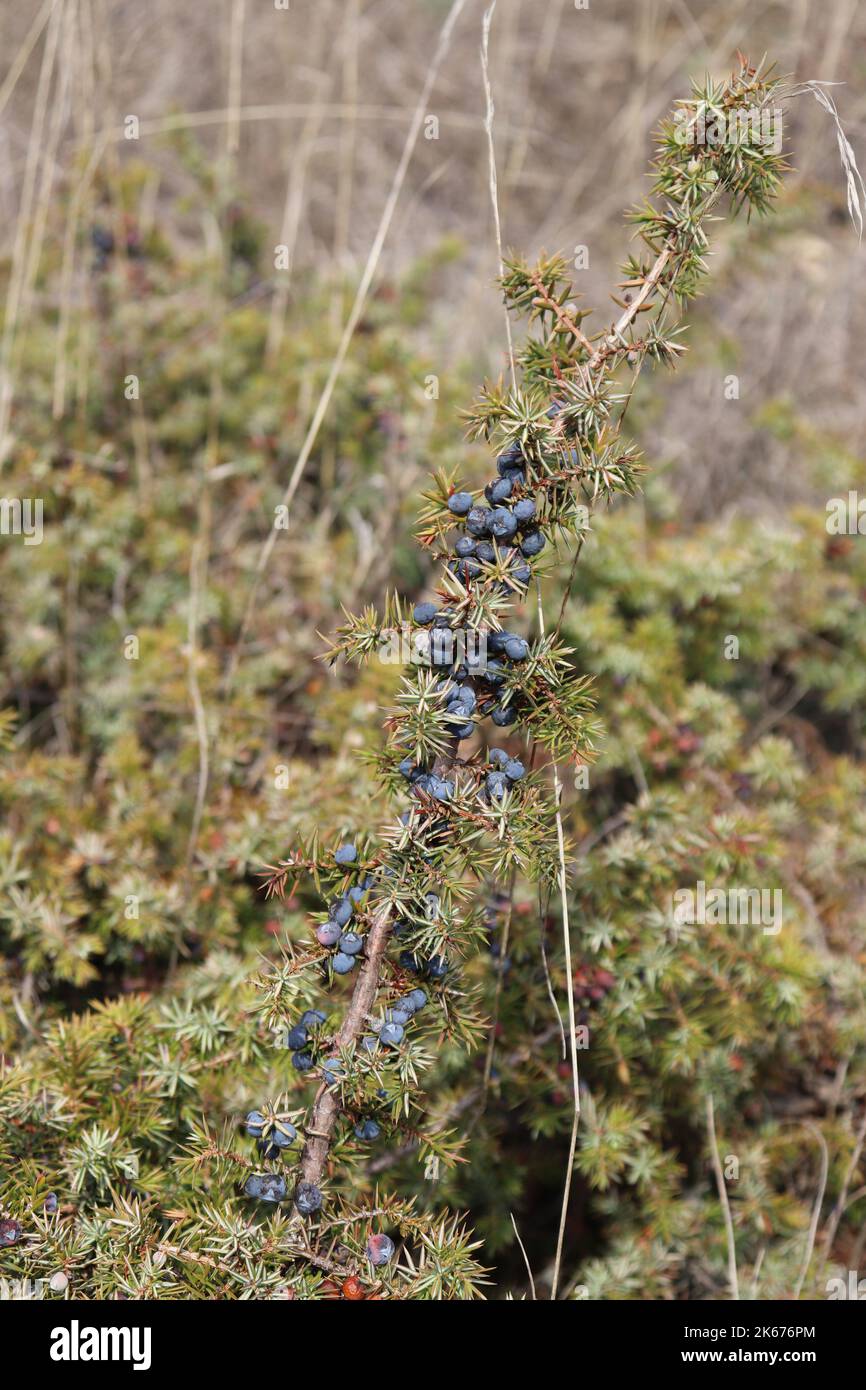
[0, 0, 864, 503]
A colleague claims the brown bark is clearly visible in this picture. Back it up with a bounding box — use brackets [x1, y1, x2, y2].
[295, 901, 394, 1197]
[294, 739, 460, 1209]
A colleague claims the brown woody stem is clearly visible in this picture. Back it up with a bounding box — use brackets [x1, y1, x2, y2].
[295, 901, 394, 1201]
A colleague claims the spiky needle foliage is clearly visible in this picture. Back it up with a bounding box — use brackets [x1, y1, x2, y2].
[242, 58, 794, 1282]
[6, 57, 859, 1303]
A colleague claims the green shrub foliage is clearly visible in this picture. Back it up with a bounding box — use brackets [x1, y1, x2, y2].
[1, 59, 864, 1301]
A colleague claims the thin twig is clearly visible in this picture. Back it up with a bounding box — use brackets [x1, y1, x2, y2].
[510, 1211, 537, 1300]
[480, 868, 516, 1102]
[529, 271, 595, 360]
[224, 0, 470, 693]
[793, 1122, 829, 1300]
[266, 61, 330, 362]
[184, 534, 211, 870]
[749, 1244, 766, 1300]
[819, 1105, 866, 1274]
[480, 1, 516, 388]
[0, 0, 54, 121]
[587, 186, 724, 375]
[0, 0, 62, 464]
[706, 1093, 739, 1300]
[536, 578, 580, 1300]
[537, 882, 567, 1057]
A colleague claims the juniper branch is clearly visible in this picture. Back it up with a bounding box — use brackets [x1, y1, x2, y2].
[267, 53, 797, 1264]
[295, 901, 394, 1195]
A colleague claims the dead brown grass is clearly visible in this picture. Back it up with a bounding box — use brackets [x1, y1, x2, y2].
[0, 0, 864, 510]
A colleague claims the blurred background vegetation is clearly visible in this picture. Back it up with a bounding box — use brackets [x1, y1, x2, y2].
[0, 0, 865, 1299]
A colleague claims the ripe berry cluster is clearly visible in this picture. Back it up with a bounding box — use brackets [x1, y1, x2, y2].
[573, 963, 616, 1010]
[246, 429, 548, 1235]
[484, 746, 525, 802]
[264, 446, 543, 1221]
[245, 1107, 298, 1159]
[358, 985, 429, 1051]
[409, 439, 543, 733]
[314, 845, 376, 976]
[288, 1008, 328, 1071]
[411, 614, 533, 736]
[445, 441, 544, 586]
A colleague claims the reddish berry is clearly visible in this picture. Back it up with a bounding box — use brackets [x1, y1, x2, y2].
[366, 1233, 395, 1266]
[0, 1218, 21, 1246]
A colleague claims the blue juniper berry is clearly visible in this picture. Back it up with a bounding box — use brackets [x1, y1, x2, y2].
[328, 898, 353, 927]
[294, 1181, 323, 1215]
[490, 507, 518, 542]
[486, 770, 508, 801]
[301, 1009, 327, 1027]
[245, 1174, 287, 1203]
[521, 531, 546, 557]
[316, 921, 342, 948]
[366, 1233, 395, 1265]
[447, 491, 474, 516]
[466, 506, 491, 537]
[385, 1006, 412, 1025]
